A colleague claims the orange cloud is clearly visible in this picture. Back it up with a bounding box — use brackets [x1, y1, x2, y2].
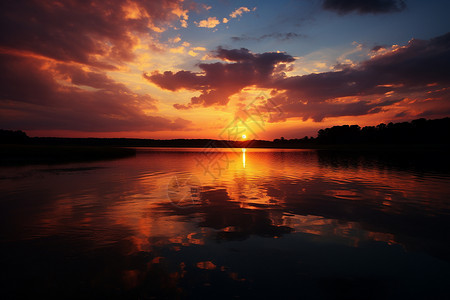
[195, 17, 220, 28]
[145, 33, 450, 122]
[229, 7, 255, 18]
[0, 0, 194, 134]
[192, 47, 207, 51]
[145, 48, 295, 109]
[0, 0, 189, 69]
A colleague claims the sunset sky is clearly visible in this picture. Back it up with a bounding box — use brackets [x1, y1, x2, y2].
[1, 0, 449, 139]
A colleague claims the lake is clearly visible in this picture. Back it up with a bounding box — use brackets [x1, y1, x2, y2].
[1, 147, 449, 299]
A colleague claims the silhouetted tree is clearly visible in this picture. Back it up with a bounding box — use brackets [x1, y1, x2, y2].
[316, 118, 450, 145]
[0, 129, 29, 144]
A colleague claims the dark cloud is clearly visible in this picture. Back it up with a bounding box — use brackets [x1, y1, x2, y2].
[0, 53, 191, 132]
[418, 108, 450, 118]
[322, 0, 406, 14]
[231, 32, 305, 42]
[371, 45, 386, 52]
[395, 111, 409, 118]
[332, 62, 353, 71]
[0, 0, 185, 69]
[361, 33, 450, 85]
[0, 0, 192, 133]
[268, 94, 403, 122]
[146, 32, 450, 122]
[144, 48, 294, 108]
[269, 32, 450, 121]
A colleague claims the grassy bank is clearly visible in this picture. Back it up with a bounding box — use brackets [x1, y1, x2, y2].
[0, 144, 136, 165]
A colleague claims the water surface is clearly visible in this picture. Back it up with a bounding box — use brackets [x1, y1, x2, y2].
[1, 148, 449, 299]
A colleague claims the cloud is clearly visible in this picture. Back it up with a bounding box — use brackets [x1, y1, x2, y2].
[395, 111, 409, 118]
[0, 0, 193, 133]
[229, 7, 254, 18]
[322, 0, 406, 14]
[371, 45, 386, 52]
[267, 33, 450, 121]
[188, 50, 198, 57]
[169, 36, 182, 43]
[145, 32, 450, 122]
[0, 53, 191, 132]
[418, 107, 450, 118]
[186, 45, 206, 57]
[0, 0, 189, 69]
[231, 32, 306, 42]
[144, 48, 294, 108]
[195, 17, 220, 28]
[169, 46, 185, 53]
[192, 47, 207, 51]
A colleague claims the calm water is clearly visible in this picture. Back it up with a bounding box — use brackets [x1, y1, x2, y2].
[1, 148, 449, 299]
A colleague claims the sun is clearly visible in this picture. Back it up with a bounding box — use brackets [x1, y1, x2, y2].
[242, 134, 247, 140]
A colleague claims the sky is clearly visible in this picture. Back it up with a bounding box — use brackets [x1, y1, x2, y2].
[1, 0, 449, 139]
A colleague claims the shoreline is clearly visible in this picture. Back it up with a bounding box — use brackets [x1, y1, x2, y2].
[1, 143, 448, 166]
[0, 144, 136, 166]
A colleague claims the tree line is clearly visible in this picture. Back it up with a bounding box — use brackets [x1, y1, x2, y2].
[1, 117, 449, 146]
[272, 117, 449, 145]
[315, 117, 450, 144]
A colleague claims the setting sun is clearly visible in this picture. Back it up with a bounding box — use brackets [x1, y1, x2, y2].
[242, 134, 247, 139]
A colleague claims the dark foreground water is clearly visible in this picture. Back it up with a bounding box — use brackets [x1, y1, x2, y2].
[1, 148, 449, 299]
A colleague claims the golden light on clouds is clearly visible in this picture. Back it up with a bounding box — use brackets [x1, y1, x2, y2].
[195, 17, 220, 28]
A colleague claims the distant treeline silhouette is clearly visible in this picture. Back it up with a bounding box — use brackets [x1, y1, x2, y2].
[0, 129, 29, 144]
[315, 117, 450, 144]
[1, 117, 449, 147]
